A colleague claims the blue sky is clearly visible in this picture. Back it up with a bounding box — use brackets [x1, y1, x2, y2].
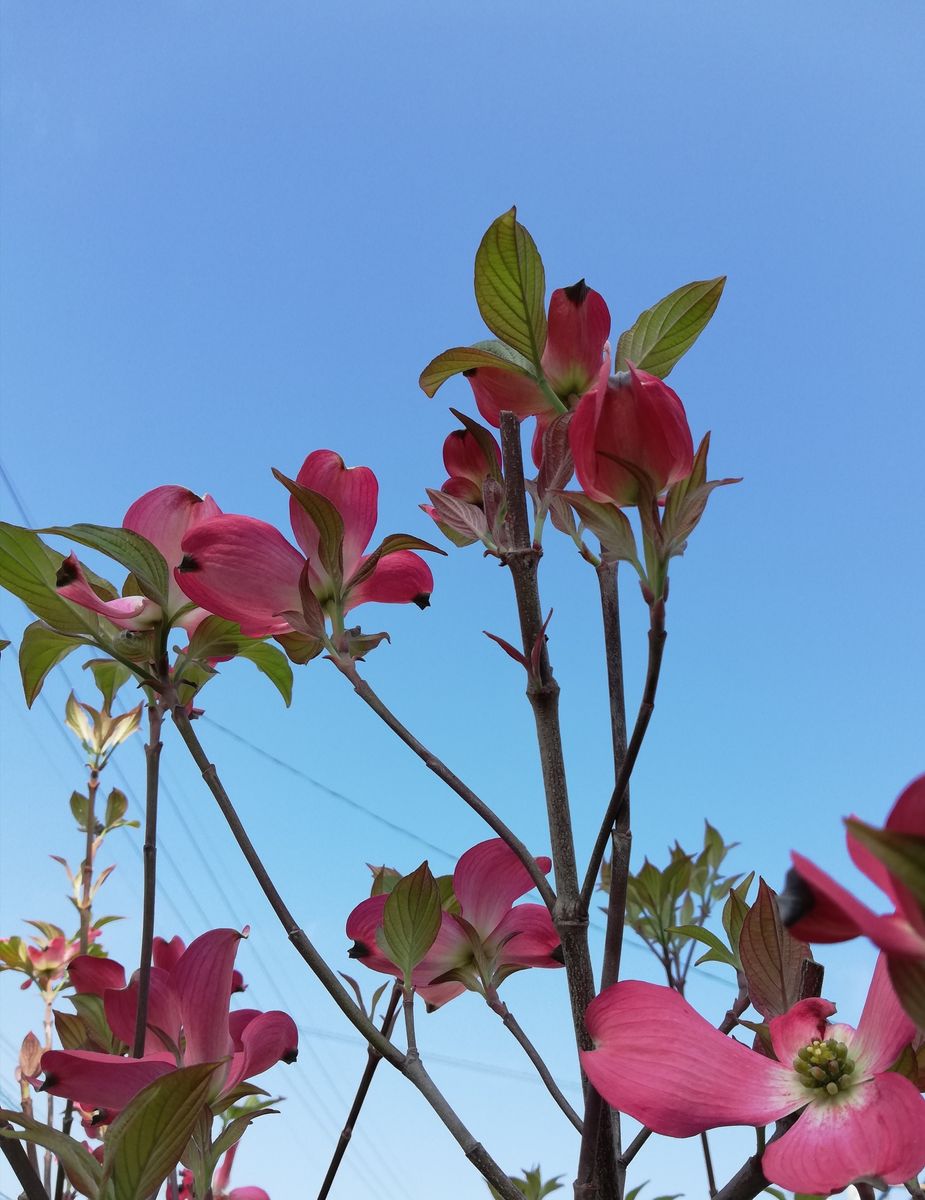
[2, 2, 923, 1197]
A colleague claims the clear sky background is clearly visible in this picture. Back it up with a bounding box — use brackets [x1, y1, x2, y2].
[1, 3, 923, 1198]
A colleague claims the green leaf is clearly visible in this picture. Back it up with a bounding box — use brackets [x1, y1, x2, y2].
[379, 861, 442, 981]
[669, 924, 737, 969]
[0, 638, 10, 654]
[70, 791, 90, 830]
[54, 1008, 90, 1050]
[0, 1111, 102, 1198]
[474, 208, 547, 368]
[564, 493, 642, 569]
[83, 658, 134, 711]
[43, 524, 169, 607]
[271, 469, 344, 585]
[18, 621, 86, 706]
[419, 340, 537, 397]
[102, 1062, 218, 1200]
[738, 879, 811, 1019]
[369, 865, 402, 897]
[274, 631, 325, 664]
[235, 641, 293, 706]
[105, 788, 129, 827]
[845, 819, 925, 909]
[0, 522, 102, 636]
[615, 276, 725, 379]
[69, 992, 118, 1052]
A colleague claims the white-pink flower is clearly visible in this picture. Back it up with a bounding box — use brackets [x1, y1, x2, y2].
[580, 956, 925, 1193]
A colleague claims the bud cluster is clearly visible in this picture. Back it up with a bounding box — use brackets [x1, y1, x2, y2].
[793, 1037, 855, 1097]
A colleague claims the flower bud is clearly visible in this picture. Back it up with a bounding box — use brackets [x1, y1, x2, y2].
[569, 364, 694, 506]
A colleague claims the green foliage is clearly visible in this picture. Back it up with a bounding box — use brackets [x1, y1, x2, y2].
[379, 861, 442, 982]
[18, 621, 87, 706]
[182, 615, 294, 706]
[101, 1063, 218, 1200]
[83, 657, 134, 711]
[606, 820, 745, 988]
[0, 522, 102, 637]
[489, 1164, 564, 1199]
[614, 277, 725, 379]
[625, 1184, 682, 1200]
[474, 208, 547, 369]
[419, 340, 537, 397]
[0, 1110, 103, 1198]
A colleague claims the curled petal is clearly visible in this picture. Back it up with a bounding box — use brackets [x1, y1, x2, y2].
[104, 968, 182, 1055]
[768, 997, 836, 1065]
[179, 516, 303, 637]
[491, 903, 562, 969]
[40, 1049, 174, 1111]
[225, 1010, 298, 1092]
[293, 450, 378, 577]
[152, 935, 186, 973]
[346, 895, 395, 976]
[789, 851, 925, 956]
[228, 1190, 271, 1200]
[466, 367, 550, 425]
[345, 550, 433, 611]
[762, 1073, 925, 1191]
[417, 980, 467, 1009]
[68, 955, 126, 996]
[453, 840, 551, 940]
[170, 929, 241, 1066]
[56, 554, 161, 630]
[542, 283, 611, 398]
[124, 485, 222, 612]
[581, 981, 803, 1137]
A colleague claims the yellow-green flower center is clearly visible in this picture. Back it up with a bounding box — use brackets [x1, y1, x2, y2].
[793, 1037, 855, 1097]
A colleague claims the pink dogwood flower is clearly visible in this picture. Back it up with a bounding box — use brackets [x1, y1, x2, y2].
[569, 364, 695, 507]
[466, 282, 611, 426]
[581, 957, 925, 1193]
[347, 839, 562, 1008]
[41, 929, 297, 1114]
[177, 450, 436, 639]
[56, 485, 221, 631]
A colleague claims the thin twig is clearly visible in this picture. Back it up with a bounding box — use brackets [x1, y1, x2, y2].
[133, 699, 163, 1058]
[497, 413, 613, 1200]
[0, 1124, 49, 1200]
[317, 984, 402, 1200]
[489, 998, 582, 1133]
[580, 603, 666, 907]
[595, 561, 630, 1194]
[329, 654, 555, 911]
[169, 704, 523, 1200]
[617, 1126, 652, 1170]
[700, 1130, 717, 1196]
[905, 1179, 925, 1198]
[78, 767, 98, 952]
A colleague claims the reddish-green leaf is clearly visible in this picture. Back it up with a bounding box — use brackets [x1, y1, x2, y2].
[43, 523, 169, 607]
[0, 1110, 102, 1197]
[419, 340, 535, 398]
[738, 879, 811, 1019]
[272, 469, 344, 584]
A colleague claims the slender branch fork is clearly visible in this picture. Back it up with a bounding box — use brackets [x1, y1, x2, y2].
[133, 697, 164, 1058]
[487, 997, 583, 1133]
[169, 702, 524, 1200]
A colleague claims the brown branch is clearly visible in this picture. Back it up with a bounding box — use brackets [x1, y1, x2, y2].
[169, 703, 523, 1200]
[489, 998, 583, 1133]
[133, 699, 163, 1058]
[78, 768, 99, 952]
[330, 654, 555, 910]
[497, 413, 614, 1200]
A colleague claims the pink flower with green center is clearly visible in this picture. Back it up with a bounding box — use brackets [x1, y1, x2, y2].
[56, 485, 221, 632]
[346, 839, 562, 1008]
[177, 450, 435, 638]
[41, 929, 297, 1114]
[580, 957, 925, 1193]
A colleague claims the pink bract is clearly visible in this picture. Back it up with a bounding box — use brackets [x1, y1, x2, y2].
[42, 929, 297, 1113]
[56, 485, 221, 631]
[788, 774, 925, 965]
[346, 839, 561, 1008]
[466, 282, 611, 426]
[177, 450, 435, 638]
[580, 957, 925, 1193]
[569, 364, 694, 506]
